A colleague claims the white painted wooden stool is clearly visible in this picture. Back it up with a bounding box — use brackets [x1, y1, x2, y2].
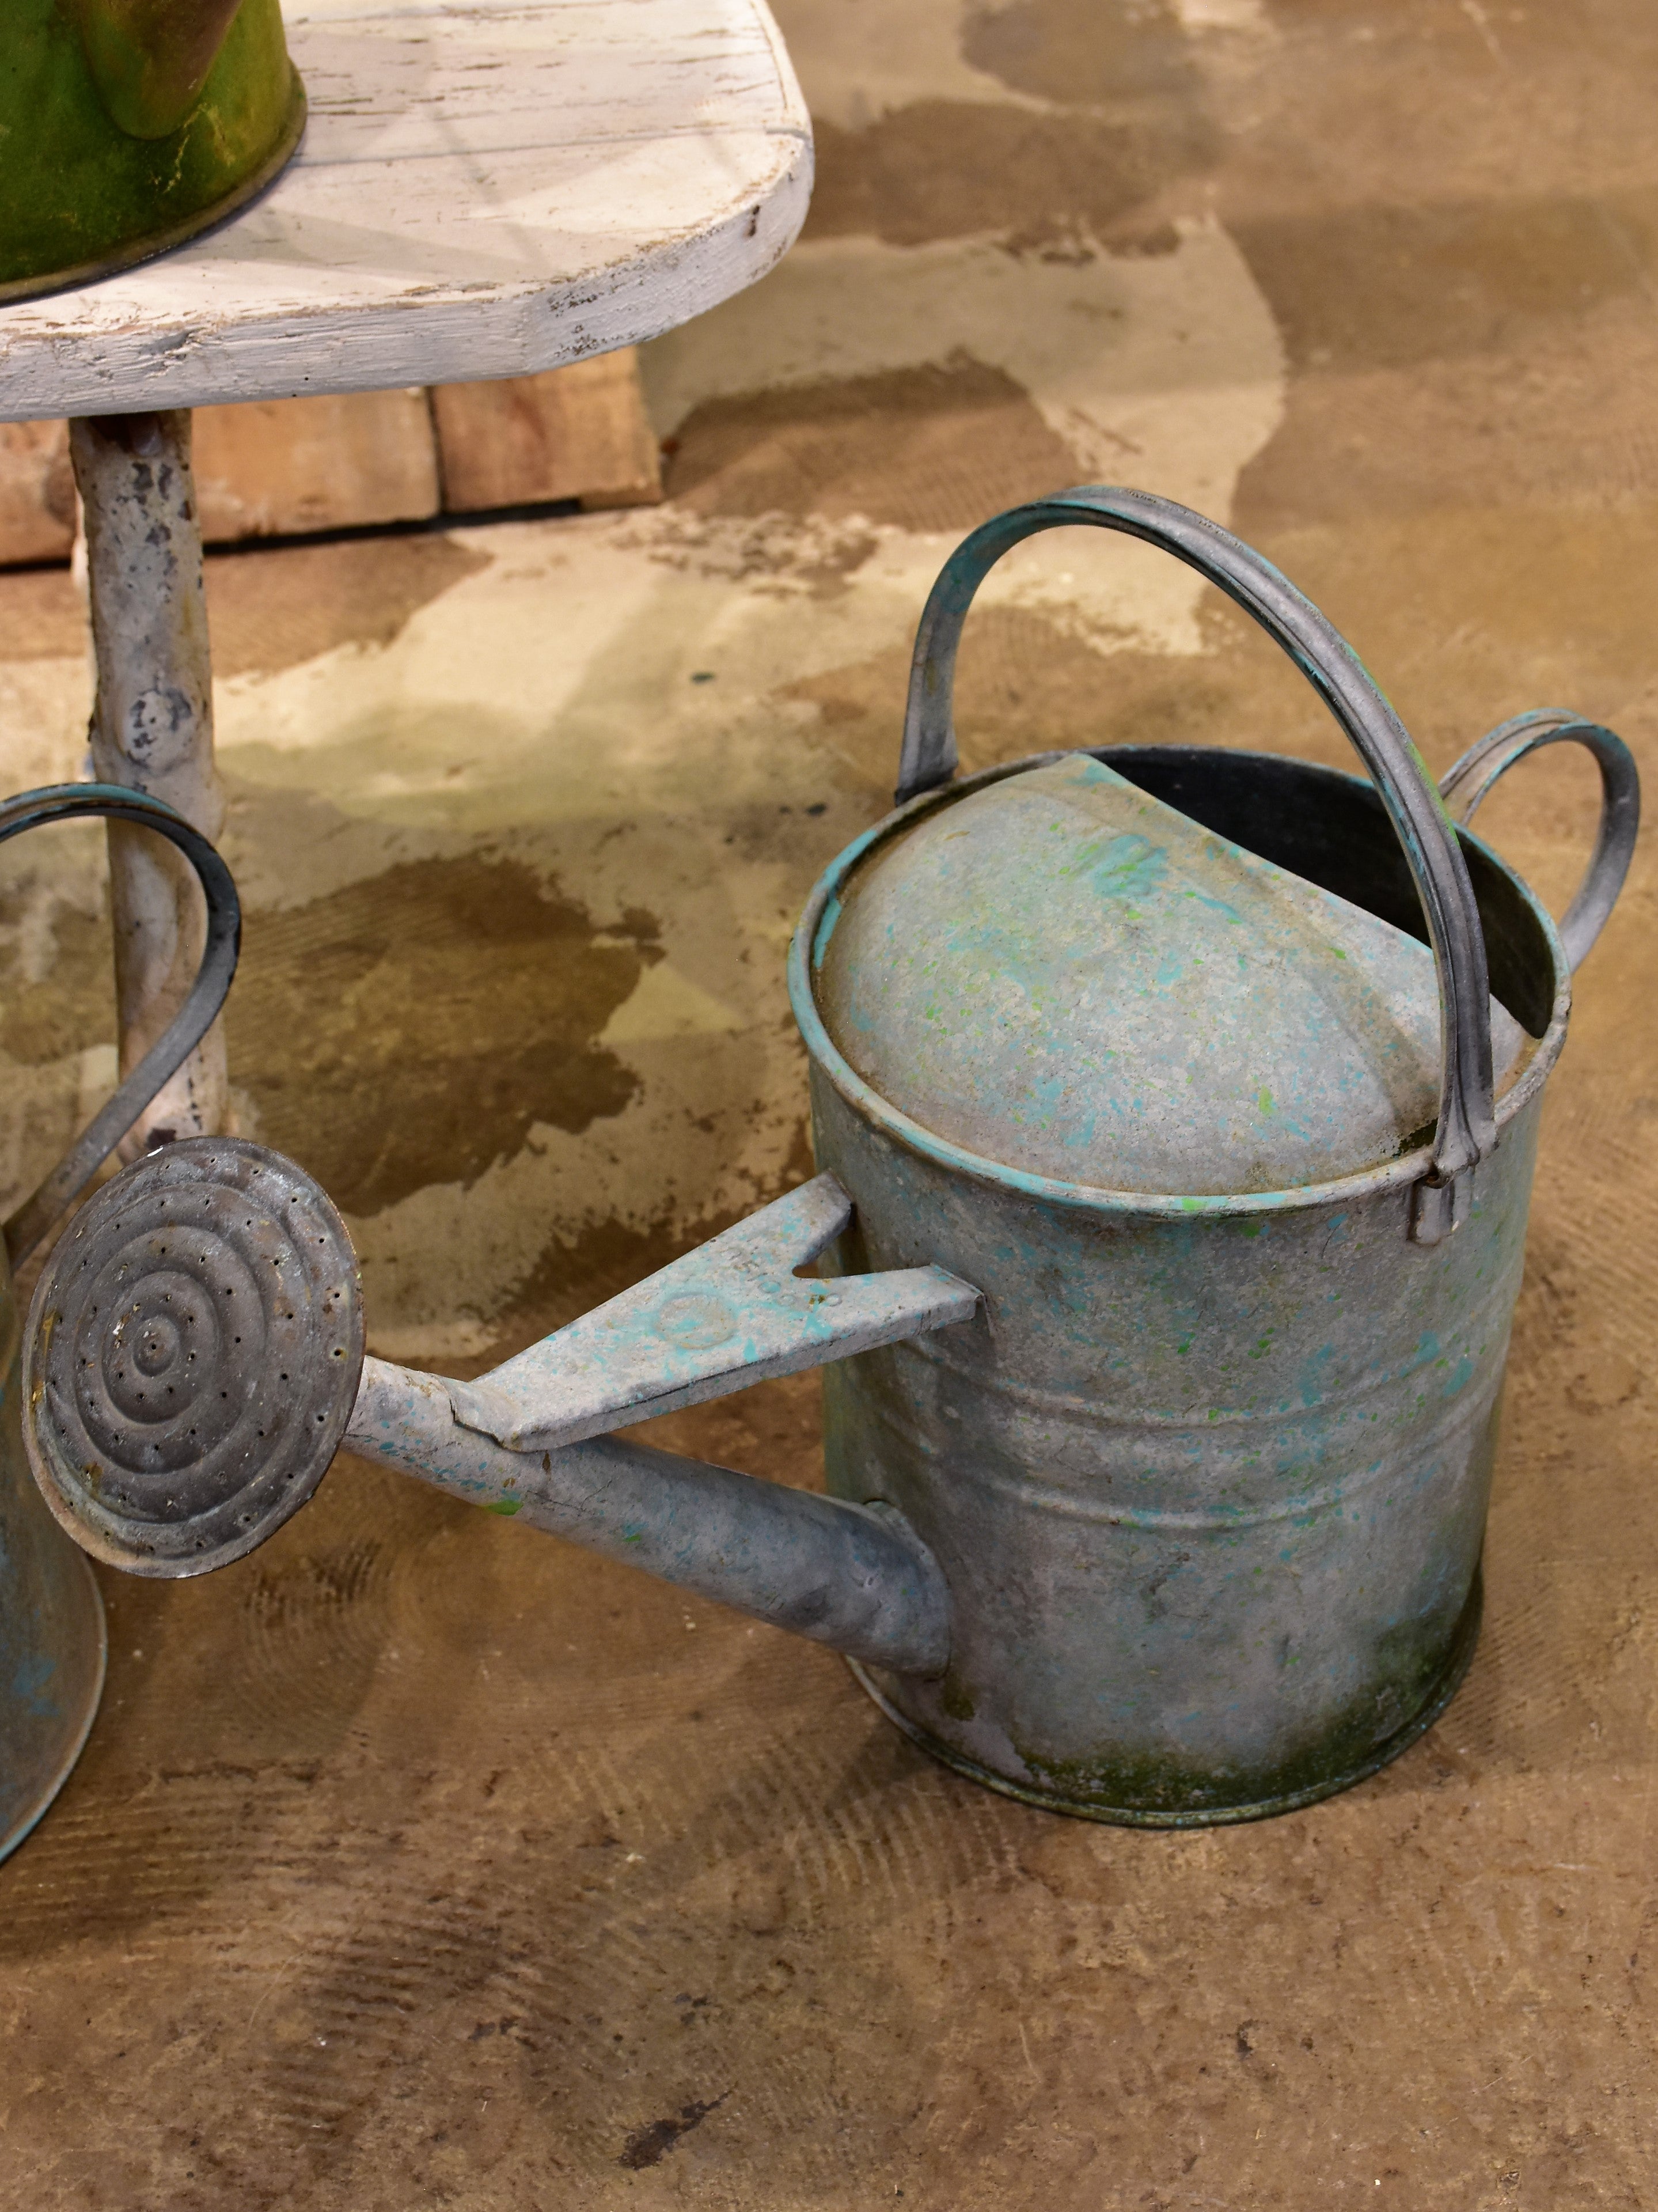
[0, 0, 809, 1153]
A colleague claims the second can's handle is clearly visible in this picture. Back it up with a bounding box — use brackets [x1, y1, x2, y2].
[0, 783, 240, 1266]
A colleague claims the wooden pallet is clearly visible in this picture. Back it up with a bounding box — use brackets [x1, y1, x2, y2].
[0, 349, 661, 564]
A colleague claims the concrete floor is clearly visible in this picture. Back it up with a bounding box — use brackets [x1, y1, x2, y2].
[1, 0, 1656, 2203]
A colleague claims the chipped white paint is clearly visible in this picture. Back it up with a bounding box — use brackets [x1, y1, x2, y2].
[0, 0, 811, 422]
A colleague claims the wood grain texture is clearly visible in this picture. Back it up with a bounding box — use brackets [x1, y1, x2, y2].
[193, 389, 441, 541]
[0, 421, 74, 563]
[432, 351, 662, 513]
[0, 354, 662, 558]
[0, 0, 811, 424]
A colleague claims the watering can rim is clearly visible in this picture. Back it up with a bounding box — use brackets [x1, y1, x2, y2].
[787, 745, 1572, 1224]
[0, 782, 241, 1263]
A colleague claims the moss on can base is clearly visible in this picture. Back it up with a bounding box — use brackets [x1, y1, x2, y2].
[849, 1570, 1483, 1828]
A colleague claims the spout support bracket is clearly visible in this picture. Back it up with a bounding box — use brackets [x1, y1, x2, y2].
[445, 1174, 979, 1452]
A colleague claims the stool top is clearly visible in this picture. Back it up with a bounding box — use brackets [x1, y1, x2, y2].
[0, 0, 810, 422]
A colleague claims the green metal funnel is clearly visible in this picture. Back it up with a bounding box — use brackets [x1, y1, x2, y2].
[0, 0, 305, 304]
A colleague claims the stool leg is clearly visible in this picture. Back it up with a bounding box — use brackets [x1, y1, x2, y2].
[69, 410, 229, 1157]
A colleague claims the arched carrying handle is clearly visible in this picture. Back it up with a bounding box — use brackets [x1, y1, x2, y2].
[1439, 711, 1640, 975]
[896, 486, 1497, 1236]
[0, 783, 240, 1268]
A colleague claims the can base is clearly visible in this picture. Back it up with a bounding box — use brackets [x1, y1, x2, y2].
[848, 1570, 1484, 1829]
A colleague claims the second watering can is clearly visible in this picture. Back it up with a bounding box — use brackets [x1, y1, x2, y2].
[1, 0, 305, 301]
[0, 781, 237, 1859]
[20, 491, 1640, 1827]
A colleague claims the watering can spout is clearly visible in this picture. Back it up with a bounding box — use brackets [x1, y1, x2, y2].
[22, 1148, 977, 1679]
[350, 1173, 970, 1675]
[349, 1358, 955, 1676]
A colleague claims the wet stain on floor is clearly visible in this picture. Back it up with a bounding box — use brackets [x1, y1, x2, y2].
[1234, 191, 1657, 373]
[617, 2092, 728, 2169]
[784, 601, 1280, 789]
[228, 854, 658, 1214]
[806, 99, 1215, 250]
[664, 356, 1085, 532]
[207, 535, 493, 681]
[0, 888, 112, 1063]
[962, 0, 1202, 105]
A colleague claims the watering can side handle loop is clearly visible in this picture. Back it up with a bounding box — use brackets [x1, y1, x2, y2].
[897, 487, 1497, 1222]
[0, 784, 240, 1267]
[1439, 711, 1640, 975]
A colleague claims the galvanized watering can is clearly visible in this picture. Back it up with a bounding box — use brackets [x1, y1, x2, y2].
[1, 0, 305, 302]
[0, 782, 237, 1859]
[21, 491, 1640, 1828]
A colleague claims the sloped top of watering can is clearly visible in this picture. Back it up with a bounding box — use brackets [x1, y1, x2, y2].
[811, 755, 1526, 1197]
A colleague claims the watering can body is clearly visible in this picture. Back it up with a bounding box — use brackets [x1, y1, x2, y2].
[0, 0, 304, 302]
[0, 783, 237, 1858]
[0, 1243, 105, 1858]
[800, 749, 1556, 1823]
[787, 490, 1636, 1821]
[20, 491, 1639, 1830]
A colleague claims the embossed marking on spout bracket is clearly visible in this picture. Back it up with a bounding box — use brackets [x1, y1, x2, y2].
[444, 1175, 979, 1453]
